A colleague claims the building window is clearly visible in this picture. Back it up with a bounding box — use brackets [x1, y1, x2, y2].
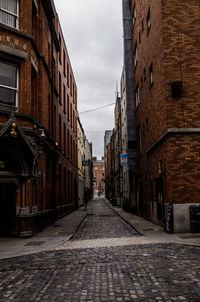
[70, 103, 72, 124]
[149, 63, 154, 87]
[63, 122, 66, 155]
[144, 67, 146, 81]
[63, 84, 66, 114]
[147, 8, 151, 35]
[94, 167, 98, 170]
[137, 125, 142, 152]
[67, 63, 69, 87]
[135, 84, 140, 108]
[59, 72, 62, 104]
[67, 94, 69, 120]
[0, 61, 18, 107]
[59, 114, 62, 147]
[70, 74, 72, 96]
[142, 19, 144, 33]
[101, 167, 104, 170]
[132, 3, 136, 26]
[63, 50, 66, 77]
[133, 43, 138, 68]
[0, 0, 18, 28]
[59, 35, 62, 63]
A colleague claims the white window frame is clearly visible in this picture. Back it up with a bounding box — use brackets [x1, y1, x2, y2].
[135, 85, 140, 108]
[133, 4, 136, 26]
[0, 0, 19, 29]
[147, 8, 151, 33]
[149, 63, 154, 86]
[134, 44, 138, 68]
[0, 61, 19, 108]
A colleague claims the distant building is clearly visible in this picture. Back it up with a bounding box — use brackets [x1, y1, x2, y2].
[93, 157, 105, 196]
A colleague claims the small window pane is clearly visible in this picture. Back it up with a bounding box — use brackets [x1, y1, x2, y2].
[0, 0, 17, 28]
[0, 87, 16, 105]
[0, 62, 17, 88]
[0, 0, 17, 14]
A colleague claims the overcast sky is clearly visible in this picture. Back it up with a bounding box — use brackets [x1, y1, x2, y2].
[54, 0, 123, 159]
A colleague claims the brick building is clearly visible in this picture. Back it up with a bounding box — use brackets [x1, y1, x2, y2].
[104, 131, 112, 200]
[93, 157, 105, 196]
[131, 0, 200, 232]
[0, 0, 78, 237]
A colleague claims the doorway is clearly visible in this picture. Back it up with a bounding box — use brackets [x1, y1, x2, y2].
[156, 177, 164, 224]
[0, 183, 16, 236]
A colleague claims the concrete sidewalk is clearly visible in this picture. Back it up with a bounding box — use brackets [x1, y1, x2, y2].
[0, 198, 200, 260]
[107, 198, 200, 247]
[0, 200, 94, 259]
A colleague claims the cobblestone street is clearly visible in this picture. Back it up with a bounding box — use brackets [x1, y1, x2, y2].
[0, 199, 200, 302]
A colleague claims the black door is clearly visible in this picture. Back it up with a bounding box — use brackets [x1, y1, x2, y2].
[156, 177, 164, 224]
[0, 183, 15, 236]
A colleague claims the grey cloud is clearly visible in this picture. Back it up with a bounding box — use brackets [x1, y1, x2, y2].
[55, 0, 123, 159]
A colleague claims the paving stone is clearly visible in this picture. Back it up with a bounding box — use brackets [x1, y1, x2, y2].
[0, 199, 199, 301]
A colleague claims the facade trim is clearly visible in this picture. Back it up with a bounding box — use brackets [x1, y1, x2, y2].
[147, 128, 200, 153]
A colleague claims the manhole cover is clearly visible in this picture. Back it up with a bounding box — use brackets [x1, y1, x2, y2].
[24, 241, 45, 247]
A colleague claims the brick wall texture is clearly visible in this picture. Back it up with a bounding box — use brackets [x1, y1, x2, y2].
[131, 0, 200, 222]
[0, 0, 78, 236]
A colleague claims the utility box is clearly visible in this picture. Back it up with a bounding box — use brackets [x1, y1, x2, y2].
[190, 205, 200, 233]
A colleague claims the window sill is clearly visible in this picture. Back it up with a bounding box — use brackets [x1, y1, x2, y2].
[0, 22, 19, 32]
[0, 103, 17, 113]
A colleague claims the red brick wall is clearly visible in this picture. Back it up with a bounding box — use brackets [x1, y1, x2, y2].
[93, 161, 105, 193]
[131, 0, 200, 221]
[0, 0, 78, 235]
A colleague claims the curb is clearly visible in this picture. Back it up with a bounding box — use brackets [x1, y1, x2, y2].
[67, 199, 95, 241]
[104, 198, 144, 236]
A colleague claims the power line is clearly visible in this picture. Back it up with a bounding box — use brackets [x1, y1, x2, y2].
[79, 102, 115, 114]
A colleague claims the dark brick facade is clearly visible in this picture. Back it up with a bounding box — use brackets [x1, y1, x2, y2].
[0, 0, 78, 237]
[131, 0, 200, 230]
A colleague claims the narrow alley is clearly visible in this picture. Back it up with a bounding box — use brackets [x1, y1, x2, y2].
[0, 198, 199, 302]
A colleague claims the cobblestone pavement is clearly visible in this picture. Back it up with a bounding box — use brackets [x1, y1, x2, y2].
[0, 244, 200, 301]
[72, 198, 141, 240]
[0, 199, 200, 301]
